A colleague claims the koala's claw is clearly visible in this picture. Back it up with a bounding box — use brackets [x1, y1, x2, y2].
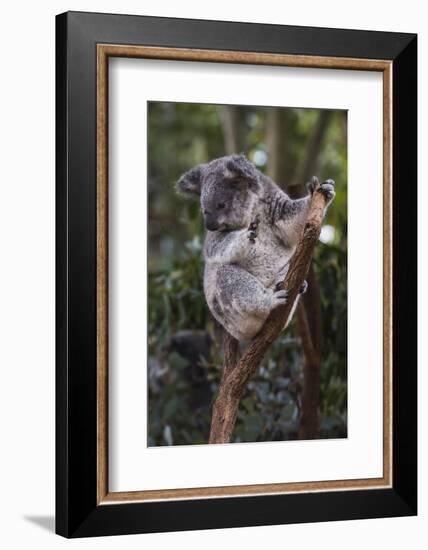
[299, 280, 308, 294]
[249, 219, 259, 230]
[247, 215, 260, 244]
[307, 177, 336, 202]
[248, 229, 257, 244]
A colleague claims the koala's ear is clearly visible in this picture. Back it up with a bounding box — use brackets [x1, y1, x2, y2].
[226, 154, 261, 193]
[176, 165, 203, 196]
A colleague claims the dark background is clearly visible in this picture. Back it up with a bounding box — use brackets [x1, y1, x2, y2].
[148, 101, 347, 446]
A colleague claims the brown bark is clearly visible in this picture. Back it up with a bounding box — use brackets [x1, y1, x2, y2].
[302, 265, 322, 355]
[266, 108, 291, 184]
[219, 106, 244, 154]
[297, 302, 321, 439]
[265, 108, 281, 182]
[209, 179, 329, 443]
[294, 264, 322, 439]
[221, 331, 240, 381]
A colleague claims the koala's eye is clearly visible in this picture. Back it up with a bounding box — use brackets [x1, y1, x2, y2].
[217, 202, 226, 210]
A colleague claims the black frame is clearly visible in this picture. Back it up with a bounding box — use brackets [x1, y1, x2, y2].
[56, 11, 417, 538]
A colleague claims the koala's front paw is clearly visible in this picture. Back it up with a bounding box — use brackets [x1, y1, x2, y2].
[247, 215, 260, 244]
[271, 288, 289, 309]
[307, 177, 336, 203]
[319, 179, 336, 202]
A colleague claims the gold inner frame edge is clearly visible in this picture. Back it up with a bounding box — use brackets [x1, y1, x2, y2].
[96, 44, 393, 505]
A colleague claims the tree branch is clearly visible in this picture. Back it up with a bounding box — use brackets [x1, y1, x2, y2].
[221, 331, 240, 381]
[209, 179, 329, 443]
[296, 302, 321, 439]
[219, 106, 243, 155]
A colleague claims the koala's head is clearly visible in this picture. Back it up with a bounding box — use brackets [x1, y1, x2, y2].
[177, 154, 262, 231]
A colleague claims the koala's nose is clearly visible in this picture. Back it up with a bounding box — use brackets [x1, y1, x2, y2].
[204, 213, 219, 231]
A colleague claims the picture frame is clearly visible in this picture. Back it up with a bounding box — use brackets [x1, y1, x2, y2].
[56, 11, 417, 538]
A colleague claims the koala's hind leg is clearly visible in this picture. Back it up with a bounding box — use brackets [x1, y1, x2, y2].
[211, 265, 288, 341]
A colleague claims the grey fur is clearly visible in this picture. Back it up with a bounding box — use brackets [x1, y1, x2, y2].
[177, 154, 335, 341]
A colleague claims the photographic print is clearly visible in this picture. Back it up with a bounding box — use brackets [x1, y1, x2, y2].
[148, 101, 348, 447]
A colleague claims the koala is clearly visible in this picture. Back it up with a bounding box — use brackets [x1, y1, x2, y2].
[177, 154, 335, 341]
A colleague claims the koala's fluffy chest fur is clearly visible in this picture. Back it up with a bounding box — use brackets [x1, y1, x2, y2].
[204, 220, 294, 289]
[202, 214, 297, 341]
